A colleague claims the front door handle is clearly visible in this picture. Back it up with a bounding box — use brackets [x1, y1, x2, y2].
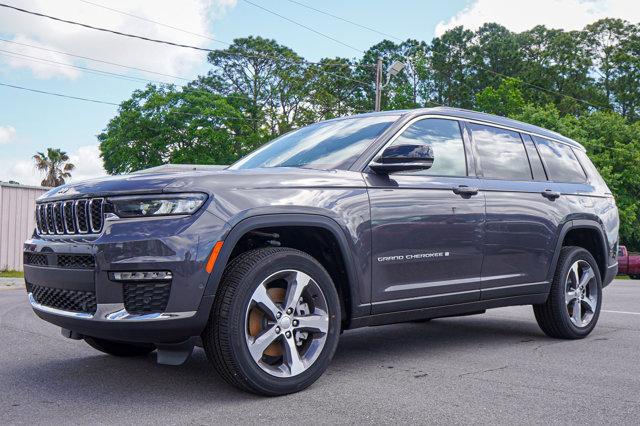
[541, 189, 561, 200]
[452, 185, 479, 196]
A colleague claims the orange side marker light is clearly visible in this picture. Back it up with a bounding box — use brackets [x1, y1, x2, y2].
[205, 241, 224, 273]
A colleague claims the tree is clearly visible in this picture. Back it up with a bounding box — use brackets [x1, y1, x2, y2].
[99, 84, 258, 174]
[515, 104, 640, 250]
[33, 148, 75, 187]
[476, 77, 525, 117]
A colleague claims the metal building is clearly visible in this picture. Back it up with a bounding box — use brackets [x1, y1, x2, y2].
[0, 182, 48, 271]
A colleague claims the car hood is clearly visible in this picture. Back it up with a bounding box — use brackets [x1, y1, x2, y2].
[38, 167, 366, 201]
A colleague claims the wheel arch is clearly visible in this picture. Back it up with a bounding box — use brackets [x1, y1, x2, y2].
[201, 214, 367, 327]
[548, 219, 610, 284]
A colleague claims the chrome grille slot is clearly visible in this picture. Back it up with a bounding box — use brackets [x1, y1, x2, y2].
[36, 198, 105, 236]
[35, 205, 44, 234]
[89, 198, 104, 233]
[75, 200, 89, 234]
[46, 204, 55, 233]
[39, 204, 49, 234]
[63, 201, 76, 234]
[53, 202, 64, 234]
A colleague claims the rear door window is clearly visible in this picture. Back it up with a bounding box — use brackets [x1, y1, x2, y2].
[469, 123, 532, 180]
[533, 136, 587, 183]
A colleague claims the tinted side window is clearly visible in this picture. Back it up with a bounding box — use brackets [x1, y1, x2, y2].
[521, 134, 547, 181]
[469, 123, 531, 180]
[533, 136, 587, 183]
[573, 148, 610, 192]
[387, 118, 466, 176]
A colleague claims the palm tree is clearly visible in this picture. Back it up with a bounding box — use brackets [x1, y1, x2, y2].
[33, 148, 76, 187]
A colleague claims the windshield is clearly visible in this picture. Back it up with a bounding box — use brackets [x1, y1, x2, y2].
[230, 115, 399, 171]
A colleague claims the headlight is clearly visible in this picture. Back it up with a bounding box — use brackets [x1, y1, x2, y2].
[109, 193, 207, 218]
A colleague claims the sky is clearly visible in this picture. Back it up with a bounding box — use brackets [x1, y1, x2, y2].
[1, 0, 639, 185]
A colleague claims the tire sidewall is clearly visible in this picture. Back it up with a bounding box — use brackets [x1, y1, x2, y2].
[553, 247, 603, 338]
[225, 250, 341, 395]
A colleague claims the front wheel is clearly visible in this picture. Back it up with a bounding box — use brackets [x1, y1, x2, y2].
[203, 247, 341, 396]
[533, 246, 602, 339]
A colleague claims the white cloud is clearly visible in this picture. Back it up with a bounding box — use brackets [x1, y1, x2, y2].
[0, 125, 17, 144]
[435, 0, 640, 36]
[0, 0, 237, 81]
[1, 144, 106, 186]
[66, 145, 107, 183]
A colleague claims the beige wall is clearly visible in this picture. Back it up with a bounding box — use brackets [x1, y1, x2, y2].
[0, 183, 49, 271]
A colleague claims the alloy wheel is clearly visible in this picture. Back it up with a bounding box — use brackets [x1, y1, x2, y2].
[565, 260, 598, 328]
[244, 269, 329, 377]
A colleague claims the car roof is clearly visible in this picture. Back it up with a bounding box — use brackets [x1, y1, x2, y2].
[349, 107, 585, 150]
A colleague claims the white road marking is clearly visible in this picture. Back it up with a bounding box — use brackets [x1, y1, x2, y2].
[602, 309, 640, 316]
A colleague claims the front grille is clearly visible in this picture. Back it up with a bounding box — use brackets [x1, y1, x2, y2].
[30, 284, 97, 314]
[123, 282, 171, 315]
[24, 252, 48, 266]
[57, 254, 95, 269]
[36, 198, 105, 235]
[23, 252, 95, 269]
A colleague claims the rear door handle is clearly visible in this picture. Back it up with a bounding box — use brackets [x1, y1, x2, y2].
[542, 189, 561, 200]
[452, 185, 479, 196]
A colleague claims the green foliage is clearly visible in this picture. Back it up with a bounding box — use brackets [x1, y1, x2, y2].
[476, 78, 525, 117]
[0, 270, 24, 278]
[98, 23, 640, 248]
[514, 103, 640, 249]
[33, 148, 75, 187]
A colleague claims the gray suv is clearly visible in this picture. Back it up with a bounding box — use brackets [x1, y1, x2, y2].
[24, 107, 619, 395]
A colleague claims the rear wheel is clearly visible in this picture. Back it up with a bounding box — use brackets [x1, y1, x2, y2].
[84, 337, 155, 357]
[533, 246, 602, 339]
[203, 247, 341, 396]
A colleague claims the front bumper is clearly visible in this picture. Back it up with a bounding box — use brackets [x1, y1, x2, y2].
[23, 209, 227, 343]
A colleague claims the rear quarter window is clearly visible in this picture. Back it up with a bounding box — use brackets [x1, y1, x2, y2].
[533, 136, 587, 183]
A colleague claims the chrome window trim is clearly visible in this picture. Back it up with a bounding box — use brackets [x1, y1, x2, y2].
[367, 115, 470, 176]
[365, 113, 585, 173]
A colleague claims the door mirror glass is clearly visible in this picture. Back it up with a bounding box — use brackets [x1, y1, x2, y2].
[370, 144, 434, 173]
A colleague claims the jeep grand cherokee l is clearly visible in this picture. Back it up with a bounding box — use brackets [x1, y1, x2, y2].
[24, 107, 619, 395]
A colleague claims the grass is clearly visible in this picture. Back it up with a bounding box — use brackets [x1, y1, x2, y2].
[0, 270, 24, 278]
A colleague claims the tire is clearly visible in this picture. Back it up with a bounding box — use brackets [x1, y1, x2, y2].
[203, 247, 341, 396]
[533, 246, 602, 339]
[84, 336, 155, 357]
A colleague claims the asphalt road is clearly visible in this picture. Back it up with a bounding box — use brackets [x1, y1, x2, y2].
[2, 280, 640, 425]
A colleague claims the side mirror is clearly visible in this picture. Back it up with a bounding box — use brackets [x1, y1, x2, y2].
[369, 144, 434, 174]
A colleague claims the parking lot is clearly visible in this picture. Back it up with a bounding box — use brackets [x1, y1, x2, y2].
[1, 279, 639, 425]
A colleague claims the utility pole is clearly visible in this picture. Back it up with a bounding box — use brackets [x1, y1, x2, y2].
[374, 57, 382, 112]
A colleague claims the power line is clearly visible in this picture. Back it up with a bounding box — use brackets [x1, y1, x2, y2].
[0, 2, 372, 85]
[0, 49, 165, 84]
[77, 0, 229, 46]
[240, 0, 364, 53]
[0, 38, 191, 81]
[0, 81, 119, 105]
[0, 2, 214, 53]
[0, 80, 374, 120]
[285, 0, 404, 42]
[238, 1, 610, 111]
